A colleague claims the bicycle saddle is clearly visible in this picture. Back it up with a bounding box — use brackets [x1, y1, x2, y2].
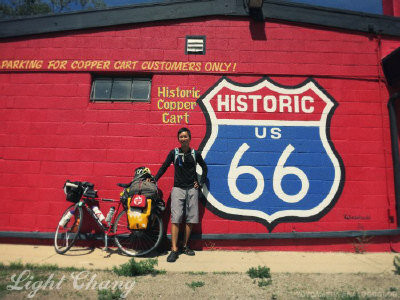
[117, 183, 130, 188]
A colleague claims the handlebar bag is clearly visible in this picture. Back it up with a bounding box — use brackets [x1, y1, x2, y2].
[83, 189, 98, 198]
[64, 180, 83, 203]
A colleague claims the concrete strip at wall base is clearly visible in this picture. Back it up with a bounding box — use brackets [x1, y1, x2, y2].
[0, 244, 397, 273]
[1, 229, 400, 240]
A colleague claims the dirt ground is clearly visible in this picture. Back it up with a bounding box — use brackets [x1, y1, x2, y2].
[1, 267, 400, 299]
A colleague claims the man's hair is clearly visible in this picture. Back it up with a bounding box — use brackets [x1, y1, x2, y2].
[177, 127, 191, 139]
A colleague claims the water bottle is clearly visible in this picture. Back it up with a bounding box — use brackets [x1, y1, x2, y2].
[105, 206, 115, 225]
[92, 206, 105, 222]
[59, 210, 74, 227]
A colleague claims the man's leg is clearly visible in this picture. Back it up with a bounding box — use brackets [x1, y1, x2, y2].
[171, 223, 180, 252]
[182, 188, 198, 256]
[167, 187, 185, 262]
[183, 223, 193, 247]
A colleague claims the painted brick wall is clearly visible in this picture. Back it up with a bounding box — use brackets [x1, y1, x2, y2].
[0, 16, 398, 251]
[383, 0, 400, 16]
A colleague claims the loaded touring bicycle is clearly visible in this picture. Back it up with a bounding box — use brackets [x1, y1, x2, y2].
[54, 167, 165, 256]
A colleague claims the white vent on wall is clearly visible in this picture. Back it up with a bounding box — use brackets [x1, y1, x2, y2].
[186, 36, 206, 55]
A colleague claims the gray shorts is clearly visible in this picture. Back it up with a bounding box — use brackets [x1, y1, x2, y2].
[171, 187, 199, 224]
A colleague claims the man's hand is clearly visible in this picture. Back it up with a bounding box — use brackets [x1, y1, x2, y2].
[194, 181, 200, 189]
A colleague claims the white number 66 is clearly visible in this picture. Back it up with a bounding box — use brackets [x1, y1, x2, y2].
[228, 143, 309, 203]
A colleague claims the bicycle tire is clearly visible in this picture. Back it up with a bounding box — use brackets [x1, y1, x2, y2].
[54, 204, 83, 254]
[113, 210, 163, 257]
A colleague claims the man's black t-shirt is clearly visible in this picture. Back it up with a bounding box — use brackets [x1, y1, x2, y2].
[154, 148, 207, 189]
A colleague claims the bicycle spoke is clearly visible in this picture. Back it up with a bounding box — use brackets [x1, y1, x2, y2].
[54, 205, 82, 254]
[113, 210, 163, 256]
[142, 233, 156, 246]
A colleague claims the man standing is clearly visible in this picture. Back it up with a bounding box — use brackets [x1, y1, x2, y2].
[154, 127, 207, 262]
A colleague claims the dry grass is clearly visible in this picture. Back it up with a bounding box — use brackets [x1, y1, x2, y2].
[1, 262, 400, 299]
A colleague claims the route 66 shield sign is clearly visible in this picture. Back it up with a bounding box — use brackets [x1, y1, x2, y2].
[197, 77, 344, 231]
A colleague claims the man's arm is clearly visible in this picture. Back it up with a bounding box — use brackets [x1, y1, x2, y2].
[196, 152, 208, 186]
[154, 150, 174, 182]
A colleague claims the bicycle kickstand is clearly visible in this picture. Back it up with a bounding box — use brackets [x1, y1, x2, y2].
[102, 234, 109, 252]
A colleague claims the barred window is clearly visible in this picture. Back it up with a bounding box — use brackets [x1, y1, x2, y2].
[91, 77, 151, 102]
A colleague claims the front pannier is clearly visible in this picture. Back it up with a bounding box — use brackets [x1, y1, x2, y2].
[64, 180, 83, 203]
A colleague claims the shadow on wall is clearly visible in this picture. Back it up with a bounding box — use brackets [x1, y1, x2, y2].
[249, 19, 267, 40]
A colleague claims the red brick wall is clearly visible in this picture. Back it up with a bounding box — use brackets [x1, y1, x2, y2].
[383, 0, 400, 16]
[0, 17, 398, 251]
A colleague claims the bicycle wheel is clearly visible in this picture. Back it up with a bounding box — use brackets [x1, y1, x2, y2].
[54, 204, 83, 254]
[113, 210, 163, 257]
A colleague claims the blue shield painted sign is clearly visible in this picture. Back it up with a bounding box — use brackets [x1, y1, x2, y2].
[197, 77, 344, 231]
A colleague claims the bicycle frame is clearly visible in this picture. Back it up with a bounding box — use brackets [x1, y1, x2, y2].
[76, 196, 131, 249]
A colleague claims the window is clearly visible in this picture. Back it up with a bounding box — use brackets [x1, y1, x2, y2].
[91, 77, 151, 102]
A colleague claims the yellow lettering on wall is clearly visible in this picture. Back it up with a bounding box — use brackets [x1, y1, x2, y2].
[162, 112, 189, 124]
[157, 85, 200, 124]
[157, 99, 196, 111]
[48, 60, 67, 70]
[0, 60, 43, 70]
[157, 86, 201, 98]
[204, 62, 232, 72]
[114, 61, 138, 70]
[0, 59, 238, 73]
[71, 60, 110, 70]
[140, 61, 234, 72]
[140, 61, 203, 72]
